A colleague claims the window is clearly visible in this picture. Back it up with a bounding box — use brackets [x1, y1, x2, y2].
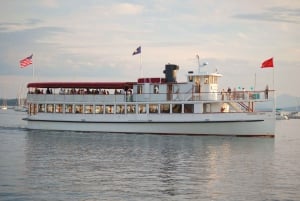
[116, 105, 125, 114]
[47, 104, 54, 113]
[160, 104, 170, 113]
[55, 104, 63, 113]
[172, 104, 182, 113]
[138, 104, 146, 113]
[85, 105, 94, 114]
[184, 104, 194, 113]
[95, 105, 104, 114]
[38, 104, 45, 112]
[204, 76, 209, 84]
[65, 104, 73, 113]
[127, 104, 136, 113]
[149, 104, 159, 113]
[105, 105, 114, 114]
[75, 105, 83, 113]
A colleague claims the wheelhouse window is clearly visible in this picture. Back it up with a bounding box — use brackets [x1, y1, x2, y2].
[204, 76, 209, 84]
[127, 104, 136, 114]
[149, 104, 159, 113]
[47, 104, 54, 113]
[211, 76, 218, 84]
[95, 105, 104, 114]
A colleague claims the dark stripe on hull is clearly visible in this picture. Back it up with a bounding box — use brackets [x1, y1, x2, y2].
[24, 119, 264, 123]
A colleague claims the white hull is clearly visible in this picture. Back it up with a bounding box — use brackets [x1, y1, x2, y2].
[26, 112, 275, 137]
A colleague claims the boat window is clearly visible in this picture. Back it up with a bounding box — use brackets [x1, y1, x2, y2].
[127, 104, 136, 114]
[75, 105, 83, 113]
[29, 104, 38, 115]
[38, 104, 45, 112]
[212, 76, 218, 84]
[116, 105, 125, 114]
[65, 104, 73, 113]
[209, 76, 213, 84]
[95, 105, 104, 114]
[85, 105, 94, 114]
[149, 104, 159, 113]
[55, 104, 63, 113]
[160, 104, 170, 113]
[184, 104, 194, 113]
[172, 104, 182, 113]
[105, 105, 114, 114]
[138, 104, 146, 113]
[204, 76, 209, 84]
[47, 104, 54, 113]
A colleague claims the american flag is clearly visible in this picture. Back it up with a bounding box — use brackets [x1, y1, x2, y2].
[20, 54, 33, 68]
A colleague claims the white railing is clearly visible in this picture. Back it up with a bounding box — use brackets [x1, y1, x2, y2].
[27, 90, 274, 103]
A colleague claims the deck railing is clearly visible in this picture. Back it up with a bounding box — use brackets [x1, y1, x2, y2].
[27, 90, 274, 104]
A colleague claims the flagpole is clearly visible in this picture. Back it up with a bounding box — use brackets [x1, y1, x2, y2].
[273, 65, 276, 112]
[254, 73, 256, 91]
[140, 50, 142, 78]
[32, 57, 35, 81]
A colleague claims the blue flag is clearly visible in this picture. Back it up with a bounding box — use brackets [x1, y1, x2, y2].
[132, 46, 141, 55]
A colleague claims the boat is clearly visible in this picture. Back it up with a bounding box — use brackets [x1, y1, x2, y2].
[24, 63, 276, 137]
[1, 98, 7, 110]
[14, 97, 28, 112]
[276, 109, 289, 120]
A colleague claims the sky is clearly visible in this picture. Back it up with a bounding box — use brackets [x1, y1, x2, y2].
[0, 0, 299, 99]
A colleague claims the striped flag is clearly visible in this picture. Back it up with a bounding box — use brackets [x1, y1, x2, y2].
[20, 54, 33, 68]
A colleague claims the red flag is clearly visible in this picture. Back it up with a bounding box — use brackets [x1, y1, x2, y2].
[20, 54, 33, 68]
[261, 57, 274, 68]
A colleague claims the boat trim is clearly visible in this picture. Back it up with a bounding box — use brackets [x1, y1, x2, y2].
[25, 119, 264, 123]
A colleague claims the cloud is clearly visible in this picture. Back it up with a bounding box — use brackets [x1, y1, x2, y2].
[0, 19, 44, 33]
[110, 3, 143, 15]
[233, 6, 300, 24]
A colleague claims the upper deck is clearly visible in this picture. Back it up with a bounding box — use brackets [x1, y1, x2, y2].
[26, 63, 275, 113]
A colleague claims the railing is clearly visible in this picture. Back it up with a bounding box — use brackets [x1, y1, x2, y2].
[27, 90, 275, 104]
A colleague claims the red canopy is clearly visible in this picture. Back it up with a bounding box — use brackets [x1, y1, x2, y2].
[27, 82, 136, 89]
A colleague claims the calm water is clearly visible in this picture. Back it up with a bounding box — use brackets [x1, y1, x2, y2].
[0, 110, 299, 201]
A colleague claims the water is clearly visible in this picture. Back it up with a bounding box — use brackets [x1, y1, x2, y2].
[0, 110, 299, 201]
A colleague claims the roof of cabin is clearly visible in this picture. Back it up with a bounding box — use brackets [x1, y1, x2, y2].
[27, 82, 136, 89]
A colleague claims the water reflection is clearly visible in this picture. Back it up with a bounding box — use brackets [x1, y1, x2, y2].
[24, 131, 275, 200]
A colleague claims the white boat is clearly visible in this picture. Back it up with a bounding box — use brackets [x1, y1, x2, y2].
[276, 110, 289, 120]
[1, 99, 7, 110]
[24, 64, 276, 137]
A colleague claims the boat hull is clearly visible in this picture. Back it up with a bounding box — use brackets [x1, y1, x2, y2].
[25, 113, 275, 137]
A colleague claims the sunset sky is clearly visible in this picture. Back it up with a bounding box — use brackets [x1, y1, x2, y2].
[0, 0, 299, 99]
